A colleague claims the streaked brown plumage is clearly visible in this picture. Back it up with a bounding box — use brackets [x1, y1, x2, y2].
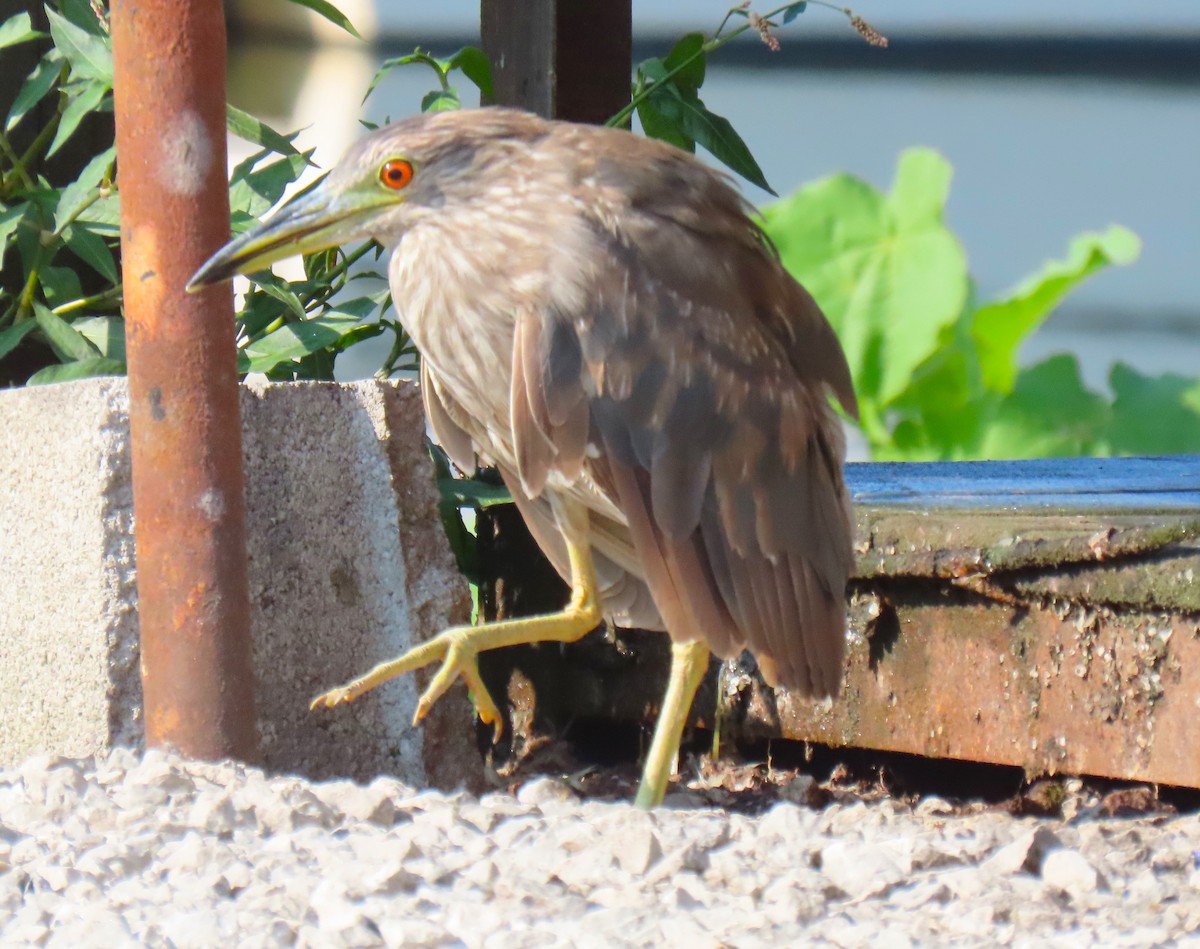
[191, 107, 857, 806]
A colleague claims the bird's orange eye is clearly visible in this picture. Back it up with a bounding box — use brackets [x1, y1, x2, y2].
[379, 158, 414, 190]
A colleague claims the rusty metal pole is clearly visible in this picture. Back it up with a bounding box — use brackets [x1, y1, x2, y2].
[111, 0, 258, 760]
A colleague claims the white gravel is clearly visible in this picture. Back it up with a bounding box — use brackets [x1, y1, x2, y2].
[2, 749, 1199, 947]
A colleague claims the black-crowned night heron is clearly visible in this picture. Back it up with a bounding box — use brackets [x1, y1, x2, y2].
[191, 107, 857, 807]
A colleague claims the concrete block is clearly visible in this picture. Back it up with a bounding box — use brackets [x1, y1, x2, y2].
[0, 380, 140, 764]
[0, 377, 473, 786]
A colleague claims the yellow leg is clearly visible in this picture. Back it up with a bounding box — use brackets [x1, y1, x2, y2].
[634, 640, 711, 809]
[311, 499, 601, 742]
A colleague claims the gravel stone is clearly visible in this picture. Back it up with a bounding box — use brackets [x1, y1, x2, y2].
[820, 838, 911, 899]
[605, 810, 663, 875]
[515, 776, 577, 807]
[1, 750, 1198, 946]
[983, 825, 1063, 875]
[1042, 847, 1105, 894]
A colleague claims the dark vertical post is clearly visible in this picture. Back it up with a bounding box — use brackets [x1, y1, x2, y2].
[554, 3, 633, 125]
[480, 0, 632, 123]
[110, 0, 258, 761]
[474, 0, 634, 751]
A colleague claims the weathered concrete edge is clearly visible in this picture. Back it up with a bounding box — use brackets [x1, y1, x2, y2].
[0, 377, 474, 785]
[96, 380, 143, 751]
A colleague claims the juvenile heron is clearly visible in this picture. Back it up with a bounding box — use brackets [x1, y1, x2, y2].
[191, 108, 857, 807]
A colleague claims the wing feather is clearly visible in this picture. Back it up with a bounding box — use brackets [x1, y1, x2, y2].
[421, 360, 476, 473]
[496, 132, 855, 697]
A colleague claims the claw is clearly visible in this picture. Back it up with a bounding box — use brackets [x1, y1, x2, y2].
[310, 679, 376, 709]
[309, 689, 349, 710]
[308, 544, 602, 751]
[310, 625, 507, 741]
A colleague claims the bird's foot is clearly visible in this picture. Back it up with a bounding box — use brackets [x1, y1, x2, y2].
[310, 599, 602, 741]
[310, 625, 504, 741]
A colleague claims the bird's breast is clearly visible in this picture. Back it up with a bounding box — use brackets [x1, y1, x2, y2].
[387, 223, 525, 462]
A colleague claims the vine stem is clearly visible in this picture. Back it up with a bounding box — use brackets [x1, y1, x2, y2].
[52, 285, 123, 316]
[0, 131, 35, 192]
[1, 75, 68, 193]
[11, 185, 106, 324]
[607, 1, 851, 130]
[295, 241, 375, 311]
[375, 320, 417, 379]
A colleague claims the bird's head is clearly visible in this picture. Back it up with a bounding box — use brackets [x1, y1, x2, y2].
[188, 108, 548, 290]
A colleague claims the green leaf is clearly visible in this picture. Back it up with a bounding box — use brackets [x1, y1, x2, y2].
[638, 57, 669, 85]
[6, 53, 62, 132]
[281, 0, 362, 38]
[75, 192, 120, 236]
[18, 187, 62, 217]
[323, 296, 379, 320]
[295, 346, 336, 380]
[47, 79, 110, 157]
[886, 147, 952, 230]
[0, 12, 43, 49]
[1108, 363, 1200, 455]
[662, 33, 706, 96]
[438, 477, 513, 508]
[38, 265, 82, 308]
[246, 272, 307, 321]
[972, 225, 1141, 395]
[365, 283, 392, 309]
[362, 56, 404, 105]
[0, 202, 29, 249]
[329, 321, 385, 352]
[636, 96, 694, 152]
[980, 355, 1111, 459]
[653, 94, 773, 194]
[301, 246, 338, 282]
[235, 290, 286, 339]
[421, 88, 460, 113]
[54, 146, 115, 231]
[62, 222, 118, 283]
[782, 2, 808, 23]
[763, 148, 969, 407]
[882, 279, 985, 460]
[228, 149, 310, 218]
[240, 313, 362, 373]
[0, 319, 37, 361]
[27, 356, 125, 385]
[45, 6, 112, 83]
[229, 209, 260, 235]
[448, 47, 494, 99]
[636, 50, 703, 151]
[886, 346, 990, 461]
[70, 316, 125, 361]
[13, 197, 48, 276]
[430, 446, 483, 581]
[363, 50, 444, 105]
[33, 301, 99, 361]
[58, 0, 107, 35]
[226, 105, 306, 159]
